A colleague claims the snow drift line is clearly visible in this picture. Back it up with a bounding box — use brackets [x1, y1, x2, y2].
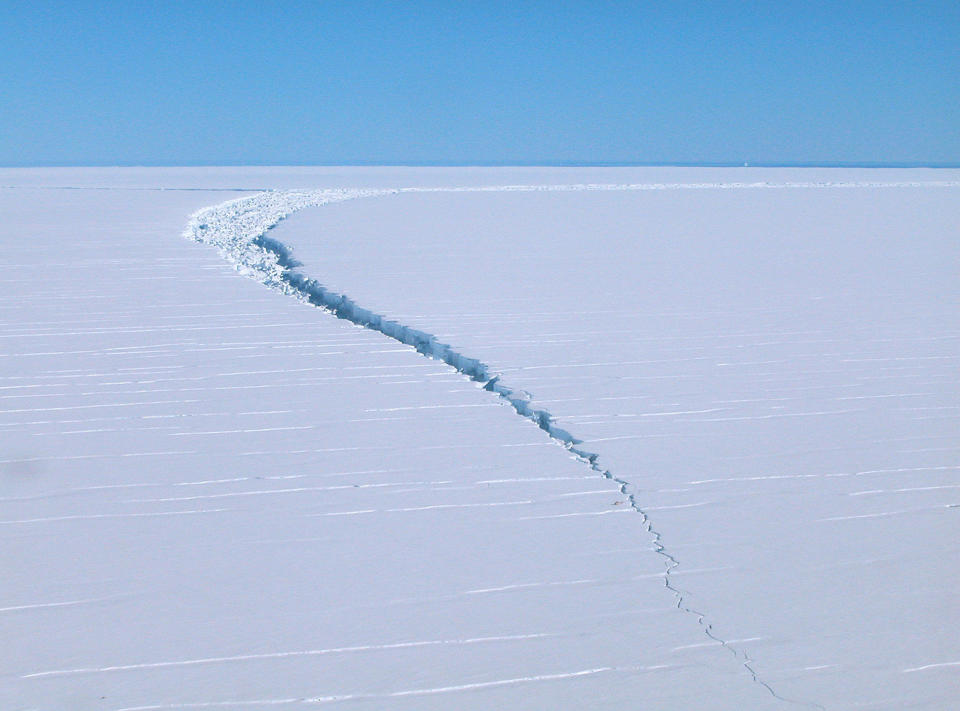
[183, 181, 952, 707]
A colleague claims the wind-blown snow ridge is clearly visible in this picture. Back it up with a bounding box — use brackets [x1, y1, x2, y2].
[183, 180, 958, 708]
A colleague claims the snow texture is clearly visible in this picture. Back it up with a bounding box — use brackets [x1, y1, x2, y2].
[2, 167, 959, 710]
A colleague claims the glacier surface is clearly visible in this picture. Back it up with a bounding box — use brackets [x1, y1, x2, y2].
[2, 167, 959, 710]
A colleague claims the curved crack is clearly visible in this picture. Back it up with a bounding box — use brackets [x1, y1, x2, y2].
[183, 184, 847, 709]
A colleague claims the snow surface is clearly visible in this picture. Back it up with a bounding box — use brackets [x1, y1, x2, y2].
[2, 168, 959, 710]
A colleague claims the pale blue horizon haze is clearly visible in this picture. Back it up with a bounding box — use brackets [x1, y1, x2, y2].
[1, 0, 958, 166]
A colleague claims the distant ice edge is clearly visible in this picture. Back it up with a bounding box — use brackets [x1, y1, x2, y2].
[182, 180, 954, 708]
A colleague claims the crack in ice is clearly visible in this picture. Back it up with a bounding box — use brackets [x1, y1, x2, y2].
[184, 180, 952, 708]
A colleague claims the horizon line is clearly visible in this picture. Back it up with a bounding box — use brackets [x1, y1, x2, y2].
[2, 161, 960, 170]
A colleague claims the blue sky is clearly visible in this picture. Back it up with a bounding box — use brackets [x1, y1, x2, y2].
[1, 1, 958, 166]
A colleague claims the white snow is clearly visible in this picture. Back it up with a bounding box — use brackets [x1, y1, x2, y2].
[2, 167, 959, 710]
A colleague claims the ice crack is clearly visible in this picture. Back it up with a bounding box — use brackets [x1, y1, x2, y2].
[184, 181, 947, 709]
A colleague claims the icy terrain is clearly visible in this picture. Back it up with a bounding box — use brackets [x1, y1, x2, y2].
[2, 168, 959, 710]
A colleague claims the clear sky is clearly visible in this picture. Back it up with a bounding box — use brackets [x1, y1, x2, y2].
[1, 1, 958, 166]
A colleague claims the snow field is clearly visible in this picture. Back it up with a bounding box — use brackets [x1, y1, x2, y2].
[2, 167, 958, 709]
